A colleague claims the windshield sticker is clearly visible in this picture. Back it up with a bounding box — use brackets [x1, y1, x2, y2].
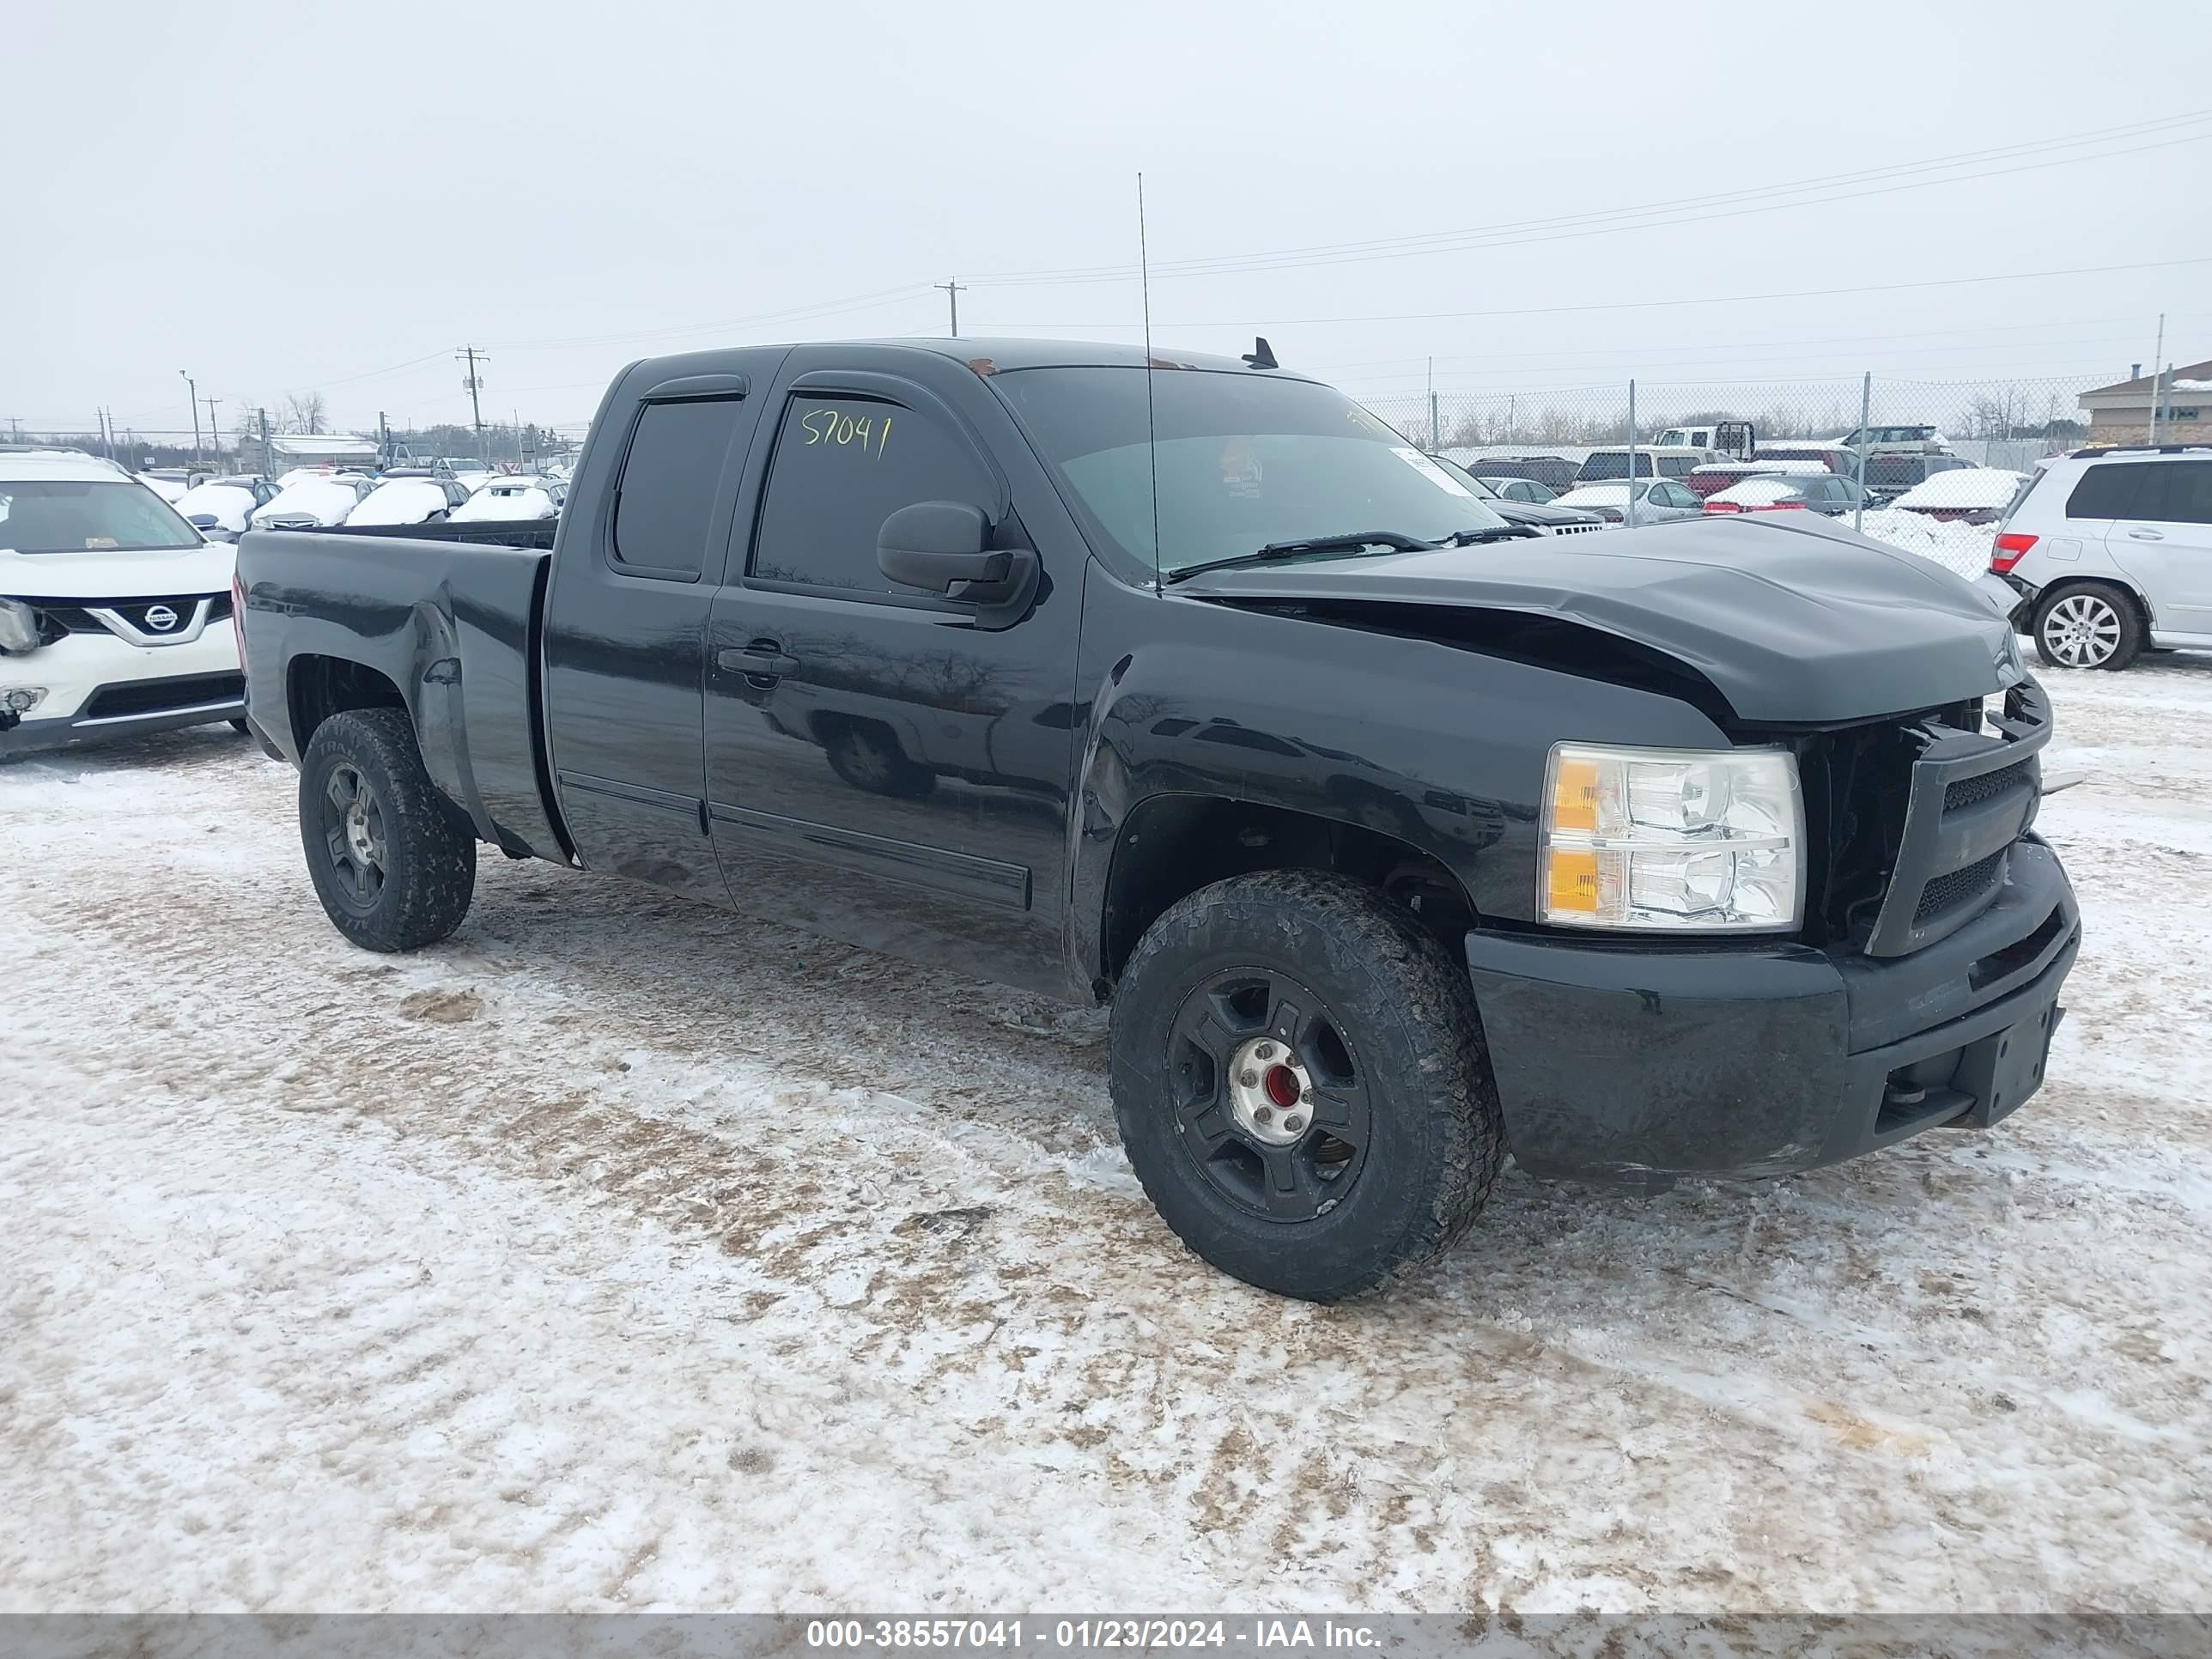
[1390, 447, 1474, 497]
[1218, 439, 1264, 498]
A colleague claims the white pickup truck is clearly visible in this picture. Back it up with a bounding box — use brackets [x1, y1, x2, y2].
[0, 450, 246, 755]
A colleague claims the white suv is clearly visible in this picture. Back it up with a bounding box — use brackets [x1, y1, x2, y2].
[0, 452, 246, 755]
[1977, 446, 2212, 672]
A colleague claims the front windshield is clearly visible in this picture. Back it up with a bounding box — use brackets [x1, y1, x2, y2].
[993, 366, 1507, 577]
[0, 479, 204, 552]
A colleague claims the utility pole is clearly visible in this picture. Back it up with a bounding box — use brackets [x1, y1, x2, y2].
[935, 280, 964, 338]
[2148, 313, 2166, 444]
[97, 408, 112, 461]
[378, 410, 390, 468]
[1427, 357, 1439, 453]
[179, 369, 201, 464]
[204, 398, 222, 468]
[456, 346, 490, 464]
[258, 408, 273, 477]
[6, 417, 19, 442]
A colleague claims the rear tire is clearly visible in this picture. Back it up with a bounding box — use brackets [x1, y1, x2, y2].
[2033, 581, 2143, 672]
[298, 708, 477, 951]
[1109, 870, 1504, 1302]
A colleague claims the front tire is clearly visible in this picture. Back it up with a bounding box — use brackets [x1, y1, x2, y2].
[299, 708, 477, 951]
[1109, 870, 1504, 1301]
[2033, 581, 2143, 672]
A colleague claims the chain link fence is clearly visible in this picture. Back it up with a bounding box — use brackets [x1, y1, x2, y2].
[1359, 374, 2097, 464]
[1354, 372, 2100, 580]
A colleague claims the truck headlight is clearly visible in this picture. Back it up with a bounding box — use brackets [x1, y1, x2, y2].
[0, 599, 40, 655]
[1540, 742, 1804, 933]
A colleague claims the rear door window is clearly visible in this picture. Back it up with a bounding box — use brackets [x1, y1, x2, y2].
[612, 398, 749, 579]
[749, 394, 994, 596]
[2065, 464, 2153, 523]
[2143, 461, 2212, 526]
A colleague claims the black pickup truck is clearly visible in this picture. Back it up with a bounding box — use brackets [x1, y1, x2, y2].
[237, 338, 2080, 1301]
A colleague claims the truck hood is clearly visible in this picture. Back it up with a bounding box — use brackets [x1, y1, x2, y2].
[1174, 513, 2020, 725]
[0, 538, 236, 600]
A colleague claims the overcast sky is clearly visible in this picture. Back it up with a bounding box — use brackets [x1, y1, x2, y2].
[10, 0, 2211, 441]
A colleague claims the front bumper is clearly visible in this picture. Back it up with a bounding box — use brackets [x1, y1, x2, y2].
[0, 626, 243, 756]
[1465, 836, 2079, 1185]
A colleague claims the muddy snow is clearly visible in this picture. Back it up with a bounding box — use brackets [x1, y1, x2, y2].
[3, 661, 2209, 1615]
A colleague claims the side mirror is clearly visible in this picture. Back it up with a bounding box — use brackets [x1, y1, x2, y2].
[878, 501, 1018, 600]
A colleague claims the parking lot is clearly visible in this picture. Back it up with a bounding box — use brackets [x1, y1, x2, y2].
[3, 654, 2209, 1615]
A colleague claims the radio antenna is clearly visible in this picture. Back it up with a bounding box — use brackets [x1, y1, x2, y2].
[1139, 171, 1161, 593]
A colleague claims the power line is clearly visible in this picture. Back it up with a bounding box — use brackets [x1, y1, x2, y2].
[975, 253, 2212, 332]
[961, 108, 2212, 289]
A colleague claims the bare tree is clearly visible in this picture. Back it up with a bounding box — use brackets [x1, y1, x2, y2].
[283, 392, 327, 434]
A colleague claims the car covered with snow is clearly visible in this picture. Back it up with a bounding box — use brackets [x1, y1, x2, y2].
[344, 477, 471, 527]
[0, 451, 246, 753]
[1685, 459, 1826, 500]
[173, 477, 274, 543]
[449, 477, 563, 522]
[236, 337, 2081, 1304]
[251, 475, 374, 530]
[1702, 473, 1869, 518]
[1893, 466, 2029, 525]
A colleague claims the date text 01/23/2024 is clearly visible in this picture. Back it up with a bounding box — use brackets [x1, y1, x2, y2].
[804, 1619, 1385, 1650]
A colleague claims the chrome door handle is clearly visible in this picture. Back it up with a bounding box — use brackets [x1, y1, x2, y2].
[2127, 527, 2165, 540]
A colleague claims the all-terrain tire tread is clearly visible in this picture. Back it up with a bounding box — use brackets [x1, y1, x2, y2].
[1109, 869, 1504, 1300]
[299, 708, 477, 952]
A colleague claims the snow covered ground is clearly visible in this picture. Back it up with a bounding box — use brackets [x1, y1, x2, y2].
[4, 660, 2210, 1617]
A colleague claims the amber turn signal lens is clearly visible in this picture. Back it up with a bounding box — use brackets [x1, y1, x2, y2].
[1547, 848, 1600, 914]
[1550, 757, 1600, 832]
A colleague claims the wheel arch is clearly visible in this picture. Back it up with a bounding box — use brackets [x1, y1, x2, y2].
[1091, 793, 1482, 996]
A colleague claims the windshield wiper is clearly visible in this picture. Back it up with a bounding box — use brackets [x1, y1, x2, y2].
[1442, 525, 1541, 545]
[1164, 530, 1438, 585]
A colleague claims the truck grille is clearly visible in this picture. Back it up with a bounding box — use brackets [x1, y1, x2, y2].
[1913, 848, 2006, 925]
[1944, 759, 2028, 811]
[1817, 682, 2051, 957]
[27, 592, 229, 645]
[1542, 522, 1605, 536]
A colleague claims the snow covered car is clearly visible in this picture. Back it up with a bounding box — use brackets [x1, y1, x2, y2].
[0, 451, 245, 754]
[136, 471, 191, 503]
[173, 477, 274, 543]
[1701, 474, 1869, 518]
[344, 477, 471, 527]
[1893, 467, 2029, 525]
[251, 475, 374, 530]
[448, 477, 562, 522]
[439, 458, 496, 492]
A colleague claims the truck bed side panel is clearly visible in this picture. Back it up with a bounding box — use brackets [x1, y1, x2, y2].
[238, 529, 565, 860]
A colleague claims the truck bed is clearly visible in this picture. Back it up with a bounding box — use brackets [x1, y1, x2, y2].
[236, 526, 566, 861]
